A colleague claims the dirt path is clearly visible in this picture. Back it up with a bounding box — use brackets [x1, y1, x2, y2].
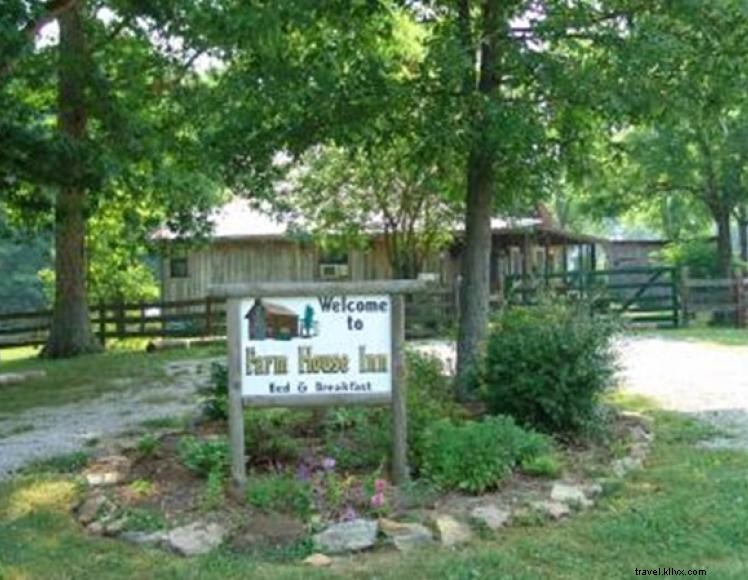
[0, 359, 215, 480]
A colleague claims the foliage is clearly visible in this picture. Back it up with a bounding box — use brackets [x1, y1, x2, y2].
[420, 416, 552, 494]
[244, 409, 312, 468]
[657, 239, 721, 279]
[520, 454, 563, 479]
[121, 507, 167, 533]
[21, 451, 90, 475]
[323, 350, 462, 472]
[177, 436, 229, 479]
[245, 473, 314, 521]
[135, 435, 160, 458]
[199, 362, 229, 421]
[0, 218, 50, 312]
[481, 300, 618, 435]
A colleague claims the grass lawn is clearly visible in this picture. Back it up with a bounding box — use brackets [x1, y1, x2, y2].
[0, 344, 225, 416]
[634, 326, 748, 346]
[1, 396, 745, 579]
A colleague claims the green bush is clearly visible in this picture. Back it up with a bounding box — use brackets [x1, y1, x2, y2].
[244, 409, 312, 466]
[657, 238, 719, 278]
[177, 436, 229, 478]
[246, 473, 314, 520]
[420, 416, 551, 494]
[481, 300, 618, 435]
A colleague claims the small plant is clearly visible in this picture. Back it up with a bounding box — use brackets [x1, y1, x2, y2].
[481, 298, 618, 435]
[122, 507, 167, 532]
[244, 409, 305, 467]
[521, 454, 563, 478]
[201, 468, 225, 511]
[128, 479, 156, 497]
[420, 416, 552, 494]
[136, 434, 160, 457]
[177, 436, 229, 478]
[23, 451, 90, 475]
[198, 362, 229, 420]
[246, 473, 314, 521]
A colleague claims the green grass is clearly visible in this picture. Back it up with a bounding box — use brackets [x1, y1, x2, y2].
[635, 326, 748, 346]
[1, 403, 746, 579]
[0, 345, 224, 416]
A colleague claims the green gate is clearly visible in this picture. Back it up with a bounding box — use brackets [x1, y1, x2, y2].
[504, 266, 680, 328]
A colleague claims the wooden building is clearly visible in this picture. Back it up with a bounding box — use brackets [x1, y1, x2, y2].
[155, 199, 601, 302]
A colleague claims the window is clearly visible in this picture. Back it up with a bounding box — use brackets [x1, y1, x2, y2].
[169, 251, 189, 278]
[318, 249, 349, 279]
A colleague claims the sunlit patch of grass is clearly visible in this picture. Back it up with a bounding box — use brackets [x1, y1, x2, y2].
[1, 478, 79, 520]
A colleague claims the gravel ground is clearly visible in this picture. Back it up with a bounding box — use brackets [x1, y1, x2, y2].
[0, 359, 216, 480]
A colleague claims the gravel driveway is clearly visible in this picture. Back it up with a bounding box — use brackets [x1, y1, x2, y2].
[0, 359, 214, 480]
[618, 336, 748, 449]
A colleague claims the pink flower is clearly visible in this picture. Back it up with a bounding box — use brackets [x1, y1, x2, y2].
[322, 457, 337, 471]
[374, 478, 387, 494]
[370, 491, 385, 509]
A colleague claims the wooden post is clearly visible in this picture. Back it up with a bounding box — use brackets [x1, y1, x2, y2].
[734, 269, 744, 329]
[139, 303, 146, 334]
[680, 267, 690, 328]
[205, 296, 213, 337]
[390, 294, 409, 485]
[226, 298, 247, 490]
[98, 305, 106, 347]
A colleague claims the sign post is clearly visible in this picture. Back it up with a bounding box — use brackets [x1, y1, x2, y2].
[210, 280, 432, 490]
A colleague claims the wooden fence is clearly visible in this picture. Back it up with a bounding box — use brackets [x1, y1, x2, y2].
[680, 274, 748, 328]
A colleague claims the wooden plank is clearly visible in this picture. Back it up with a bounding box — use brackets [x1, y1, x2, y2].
[243, 392, 392, 408]
[209, 279, 436, 298]
[226, 298, 247, 491]
[391, 294, 408, 485]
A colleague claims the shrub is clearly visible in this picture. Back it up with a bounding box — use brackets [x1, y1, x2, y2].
[136, 434, 160, 457]
[177, 436, 229, 478]
[198, 362, 229, 420]
[246, 473, 314, 520]
[481, 299, 618, 435]
[244, 409, 312, 466]
[420, 416, 551, 494]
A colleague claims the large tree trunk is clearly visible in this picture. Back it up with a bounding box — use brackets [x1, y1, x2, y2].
[714, 206, 733, 279]
[44, 1, 100, 357]
[738, 204, 748, 272]
[454, 0, 501, 399]
[455, 153, 494, 397]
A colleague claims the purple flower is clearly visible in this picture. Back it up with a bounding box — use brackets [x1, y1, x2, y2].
[374, 478, 387, 494]
[341, 506, 358, 521]
[296, 462, 311, 481]
[322, 457, 337, 472]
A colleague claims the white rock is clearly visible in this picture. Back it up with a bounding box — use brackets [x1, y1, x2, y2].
[433, 515, 472, 547]
[531, 500, 570, 520]
[121, 531, 167, 547]
[550, 482, 593, 508]
[379, 518, 433, 551]
[313, 519, 378, 554]
[76, 493, 116, 525]
[84, 455, 131, 486]
[612, 457, 643, 478]
[166, 522, 228, 557]
[469, 504, 511, 530]
[304, 553, 333, 567]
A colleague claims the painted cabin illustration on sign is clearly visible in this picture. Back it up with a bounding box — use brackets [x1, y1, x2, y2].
[245, 299, 319, 340]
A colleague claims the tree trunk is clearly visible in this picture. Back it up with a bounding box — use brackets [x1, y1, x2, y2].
[454, 0, 501, 398]
[738, 205, 748, 271]
[455, 153, 494, 398]
[44, 1, 100, 357]
[715, 206, 733, 279]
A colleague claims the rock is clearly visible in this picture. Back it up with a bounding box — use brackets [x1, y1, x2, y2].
[432, 515, 472, 547]
[379, 518, 433, 551]
[0, 370, 46, 387]
[121, 531, 167, 547]
[629, 443, 650, 460]
[630, 425, 654, 444]
[619, 411, 654, 431]
[304, 553, 333, 567]
[584, 482, 603, 499]
[550, 482, 593, 508]
[612, 456, 643, 478]
[313, 519, 378, 554]
[166, 522, 228, 557]
[103, 517, 129, 536]
[531, 500, 570, 520]
[76, 493, 116, 525]
[87, 521, 105, 535]
[230, 514, 305, 551]
[84, 455, 131, 487]
[469, 504, 511, 530]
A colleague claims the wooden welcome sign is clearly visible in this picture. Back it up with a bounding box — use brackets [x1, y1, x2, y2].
[209, 280, 433, 488]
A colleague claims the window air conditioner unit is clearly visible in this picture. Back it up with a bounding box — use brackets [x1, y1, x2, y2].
[319, 263, 349, 279]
